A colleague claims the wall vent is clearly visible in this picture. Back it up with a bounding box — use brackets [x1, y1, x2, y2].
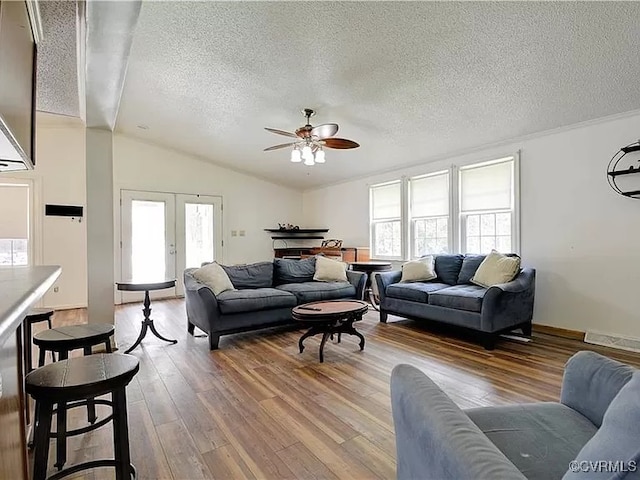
[584, 330, 640, 353]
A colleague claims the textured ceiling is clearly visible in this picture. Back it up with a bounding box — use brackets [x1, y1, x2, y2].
[36, 0, 79, 117]
[115, 1, 640, 190]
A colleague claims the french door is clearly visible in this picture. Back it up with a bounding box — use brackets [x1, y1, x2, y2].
[120, 190, 222, 302]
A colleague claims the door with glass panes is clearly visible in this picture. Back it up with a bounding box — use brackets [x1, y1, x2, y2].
[120, 190, 222, 302]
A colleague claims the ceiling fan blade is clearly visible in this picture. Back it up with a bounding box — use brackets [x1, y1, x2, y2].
[311, 123, 339, 138]
[265, 127, 298, 138]
[322, 138, 360, 149]
[263, 142, 296, 151]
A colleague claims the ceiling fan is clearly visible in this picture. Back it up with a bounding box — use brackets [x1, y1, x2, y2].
[264, 108, 359, 165]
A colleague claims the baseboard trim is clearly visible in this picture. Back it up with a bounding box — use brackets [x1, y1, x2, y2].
[47, 304, 87, 311]
[533, 324, 585, 341]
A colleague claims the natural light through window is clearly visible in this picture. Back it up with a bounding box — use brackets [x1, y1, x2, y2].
[460, 158, 515, 254]
[370, 181, 402, 258]
[185, 203, 215, 268]
[410, 172, 449, 257]
[0, 183, 29, 266]
[368, 155, 518, 259]
[131, 200, 166, 280]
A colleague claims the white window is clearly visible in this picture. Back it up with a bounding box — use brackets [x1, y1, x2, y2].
[368, 154, 519, 260]
[459, 157, 516, 254]
[370, 181, 402, 259]
[0, 182, 30, 266]
[409, 171, 449, 257]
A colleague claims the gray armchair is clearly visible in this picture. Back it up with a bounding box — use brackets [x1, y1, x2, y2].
[390, 351, 640, 480]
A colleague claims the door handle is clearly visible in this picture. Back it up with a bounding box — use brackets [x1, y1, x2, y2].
[169, 249, 176, 255]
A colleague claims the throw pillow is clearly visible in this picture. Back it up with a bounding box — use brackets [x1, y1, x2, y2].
[471, 250, 521, 288]
[274, 257, 316, 284]
[192, 262, 235, 295]
[562, 372, 640, 480]
[313, 255, 348, 282]
[400, 256, 436, 283]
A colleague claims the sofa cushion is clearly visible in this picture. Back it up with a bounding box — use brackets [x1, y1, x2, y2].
[471, 250, 521, 288]
[401, 256, 436, 283]
[276, 281, 355, 304]
[386, 282, 450, 303]
[192, 262, 236, 295]
[216, 288, 297, 314]
[434, 254, 464, 285]
[221, 261, 273, 289]
[274, 257, 316, 285]
[457, 255, 486, 284]
[428, 285, 487, 312]
[562, 372, 640, 480]
[313, 255, 348, 282]
[467, 403, 598, 480]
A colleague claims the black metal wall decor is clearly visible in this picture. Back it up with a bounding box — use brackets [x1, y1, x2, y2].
[607, 140, 640, 198]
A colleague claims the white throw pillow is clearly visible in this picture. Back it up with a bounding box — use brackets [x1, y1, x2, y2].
[192, 262, 235, 295]
[400, 256, 436, 283]
[471, 250, 521, 288]
[313, 255, 348, 282]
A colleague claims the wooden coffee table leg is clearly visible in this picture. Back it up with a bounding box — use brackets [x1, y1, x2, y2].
[299, 326, 320, 353]
[318, 331, 331, 363]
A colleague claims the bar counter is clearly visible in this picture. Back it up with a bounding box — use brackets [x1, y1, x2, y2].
[0, 266, 61, 479]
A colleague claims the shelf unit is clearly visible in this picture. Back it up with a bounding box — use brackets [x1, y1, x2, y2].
[265, 228, 329, 240]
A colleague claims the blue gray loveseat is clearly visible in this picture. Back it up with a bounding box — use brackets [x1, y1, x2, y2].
[391, 351, 640, 480]
[184, 257, 366, 349]
[375, 254, 535, 349]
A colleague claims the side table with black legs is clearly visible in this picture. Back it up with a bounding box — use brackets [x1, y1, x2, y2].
[116, 279, 178, 353]
[349, 261, 392, 311]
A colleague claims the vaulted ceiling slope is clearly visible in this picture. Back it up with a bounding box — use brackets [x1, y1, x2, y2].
[36, 1, 79, 117]
[113, 2, 639, 189]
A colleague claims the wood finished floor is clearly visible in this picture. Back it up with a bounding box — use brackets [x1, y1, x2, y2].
[36, 299, 640, 480]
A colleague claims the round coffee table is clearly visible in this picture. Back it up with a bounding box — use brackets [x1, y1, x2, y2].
[292, 300, 368, 363]
[349, 261, 392, 310]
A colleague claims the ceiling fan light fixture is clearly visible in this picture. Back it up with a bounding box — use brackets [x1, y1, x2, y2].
[264, 108, 359, 166]
[302, 145, 313, 161]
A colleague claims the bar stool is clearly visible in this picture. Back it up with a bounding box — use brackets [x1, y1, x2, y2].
[24, 308, 56, 372]
[26, 353, 139, 480]
[32, 323, 115, 470]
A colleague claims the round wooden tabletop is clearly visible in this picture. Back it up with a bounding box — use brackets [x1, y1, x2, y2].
[292, 300, 368, 322]
[26, 353, 139, 401]
[349, 261, 393, 272]
[116, 279, 176, 292]
[33, 323, 114, 348]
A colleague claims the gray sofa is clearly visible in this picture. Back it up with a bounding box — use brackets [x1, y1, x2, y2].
[375, 254, 535, 349]
[391, 351, 640, 480]
[184, 257, 366, 349]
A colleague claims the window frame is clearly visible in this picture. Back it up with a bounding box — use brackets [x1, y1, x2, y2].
[408, 170, 451, 258]
[369, 180, 404, 260]
[367, 152, 520, 260]
[457, 155, 520, 255]
[0, 178, 34, 268]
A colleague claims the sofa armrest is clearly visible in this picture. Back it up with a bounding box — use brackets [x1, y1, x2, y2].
[375, 270, 402, 303]
[184, 269, 221, 334]
[480, 268, 536, 332]
[391, 364, 526, 480]
[560, 351, 636, 427]
[346, 270, 367, 300]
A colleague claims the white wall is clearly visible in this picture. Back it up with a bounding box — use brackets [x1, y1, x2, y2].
[303, 111, 640, 339]
[9, 114, 303, 309]
[112, 134, 303, 285]
[12, 113, 88, 309]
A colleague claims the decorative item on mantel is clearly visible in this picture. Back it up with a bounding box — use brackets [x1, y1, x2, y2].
[607, 140, 640, 198]
[264, 227, 329, 240]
